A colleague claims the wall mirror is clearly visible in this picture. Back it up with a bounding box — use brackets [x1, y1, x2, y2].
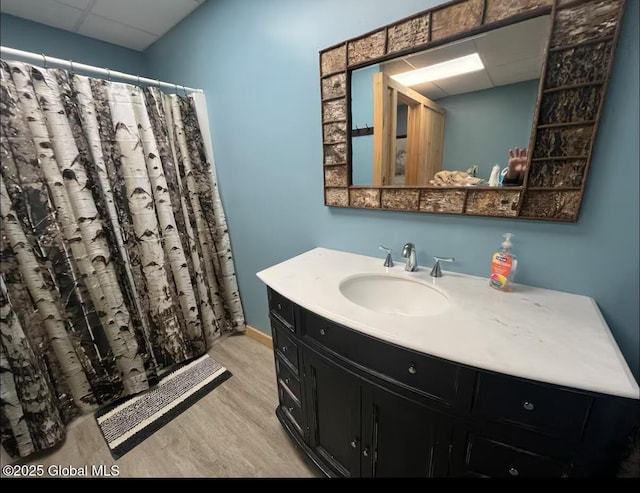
[320, 0, 626, 221]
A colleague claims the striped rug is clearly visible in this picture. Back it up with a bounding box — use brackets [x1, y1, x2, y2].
[96, 354, 232, 459]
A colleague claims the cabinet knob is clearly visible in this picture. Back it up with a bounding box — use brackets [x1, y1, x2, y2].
[281, 345, 287, 353]
[277, 303, 282, 310]
[350, 439, 358, 449]
[284, 377, 291, 385]
[523, 401, 535, 411]
[508, 467, 519, 477]
[408, 364, 417, 375]
[320, 328, 326, 336]
[362, 447, 369, 457]
[287, 406, 294, 413]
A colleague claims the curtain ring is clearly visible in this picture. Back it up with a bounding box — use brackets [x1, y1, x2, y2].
[69, 60, 74, 74]
[106, 67, 111, 81]
[182, 85, 188, 97]
[174, 83, 179, 94]
[137, 75, 141, 86]
[42, 53, 47, 69]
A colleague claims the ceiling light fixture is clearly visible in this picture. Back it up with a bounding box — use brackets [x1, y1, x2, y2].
[390, 53, 484, 86]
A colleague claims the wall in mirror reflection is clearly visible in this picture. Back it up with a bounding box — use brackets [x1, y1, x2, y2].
[350, 15, 550, 187]
[352, 76, 537, 184]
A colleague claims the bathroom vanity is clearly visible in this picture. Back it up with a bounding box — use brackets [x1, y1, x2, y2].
[257, 248, 639, 478]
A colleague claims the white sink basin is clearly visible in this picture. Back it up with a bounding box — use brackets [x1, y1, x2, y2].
[339, 274, 449, 317]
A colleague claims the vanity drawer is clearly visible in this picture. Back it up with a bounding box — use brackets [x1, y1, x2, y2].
[472, 372, 592, 440]
[278, 383, 304, 436]
[462, 433, 567, 478]
[300, 309, 464, 406]
[275, 354, 301, 401]
[272, 323, 300, 371]
[268, 287, 295, 331]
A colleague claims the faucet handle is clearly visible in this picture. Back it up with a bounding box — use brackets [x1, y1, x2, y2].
[434, 256, 455, 263]
[430, 256, 455, 278]
[379, 245, 394, 267]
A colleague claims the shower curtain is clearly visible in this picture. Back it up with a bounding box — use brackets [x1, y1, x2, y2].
[0, 60, 244, 459]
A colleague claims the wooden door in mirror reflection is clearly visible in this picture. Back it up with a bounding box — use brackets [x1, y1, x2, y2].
[373, 73, 445, 186]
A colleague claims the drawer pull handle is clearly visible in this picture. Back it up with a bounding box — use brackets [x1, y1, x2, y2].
[362, 447, 369, 457]
[523, 401, 535, 411]
[320, 328, 326, 336]
[508, 467, 519, 477]
[281, 346, 287, 353]
[284, 377, 291, 385]
[350, 439, 358, 449]
[408, 364, 417, 375]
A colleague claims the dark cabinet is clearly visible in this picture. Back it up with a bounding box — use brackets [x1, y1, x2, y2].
[450, 428, 572, 478]
[266, 287, 636, 478]
[272, 316, 306, 441]
[361, 384, 451, 477]
[304, 348, 451, 478]
[268, 288, 295, 331]
[300, 308, 473, 407]
[304, 350, 361, 477]
[472, 372, 593, 441]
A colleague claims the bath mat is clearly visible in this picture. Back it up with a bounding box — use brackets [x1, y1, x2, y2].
[96, 354, 232, 459]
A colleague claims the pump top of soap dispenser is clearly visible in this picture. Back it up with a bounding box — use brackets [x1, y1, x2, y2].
[488, 164, 501, 186]
[502, 233, 513, 251]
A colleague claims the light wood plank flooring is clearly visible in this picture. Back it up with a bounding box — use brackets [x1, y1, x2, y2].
[1, 334, 319, 478]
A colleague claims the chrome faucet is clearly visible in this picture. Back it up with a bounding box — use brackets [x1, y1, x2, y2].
[401, 243, 418, 272]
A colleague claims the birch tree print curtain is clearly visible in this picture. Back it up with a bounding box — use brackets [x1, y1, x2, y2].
[0, 60, 244, 459]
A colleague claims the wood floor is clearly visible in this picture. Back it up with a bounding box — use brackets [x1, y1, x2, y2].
[1, 334, 319, 478]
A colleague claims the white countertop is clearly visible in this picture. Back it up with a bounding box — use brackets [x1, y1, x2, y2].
[256, 247, 639, 400]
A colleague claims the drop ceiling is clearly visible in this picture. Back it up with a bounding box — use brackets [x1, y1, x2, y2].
[381, 15, 551, 100]
[0, 0, 205, 51]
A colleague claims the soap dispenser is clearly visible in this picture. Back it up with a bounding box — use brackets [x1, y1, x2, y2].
[488, 164, 501, 186]
[489, 233, 518, 291]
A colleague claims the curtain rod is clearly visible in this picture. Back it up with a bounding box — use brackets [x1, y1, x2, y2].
[0, 45, 204, 94]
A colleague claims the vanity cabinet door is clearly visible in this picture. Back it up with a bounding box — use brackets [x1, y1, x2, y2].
[361, 384, 452, 478]
[304, 350, 361, 478]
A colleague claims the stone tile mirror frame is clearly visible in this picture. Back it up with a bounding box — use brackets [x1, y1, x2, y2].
[320, 0, 626, 221]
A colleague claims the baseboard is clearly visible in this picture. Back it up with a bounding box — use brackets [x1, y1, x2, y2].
[245, 325, 273, 349]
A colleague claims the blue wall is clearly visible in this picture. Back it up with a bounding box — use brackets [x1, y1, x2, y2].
[439, 79, 538, 180]
[0, 13, 146, 75]
[1, 1, 636, 380]
[152, 0, 637, 378]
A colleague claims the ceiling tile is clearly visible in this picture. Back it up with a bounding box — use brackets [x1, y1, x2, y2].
[381, 59, 414, 77]
[405, 41, 477, 69]
[0, 0, 83, 31]
[91, 0, 201, 36]
[473, 16, 550, 68]
[414, 83, 448, 101]
[436, 70, 493, 97]
[489, 57, 544, 87]
[78, 13, 158, 50]
[54, 0, 93, 9]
